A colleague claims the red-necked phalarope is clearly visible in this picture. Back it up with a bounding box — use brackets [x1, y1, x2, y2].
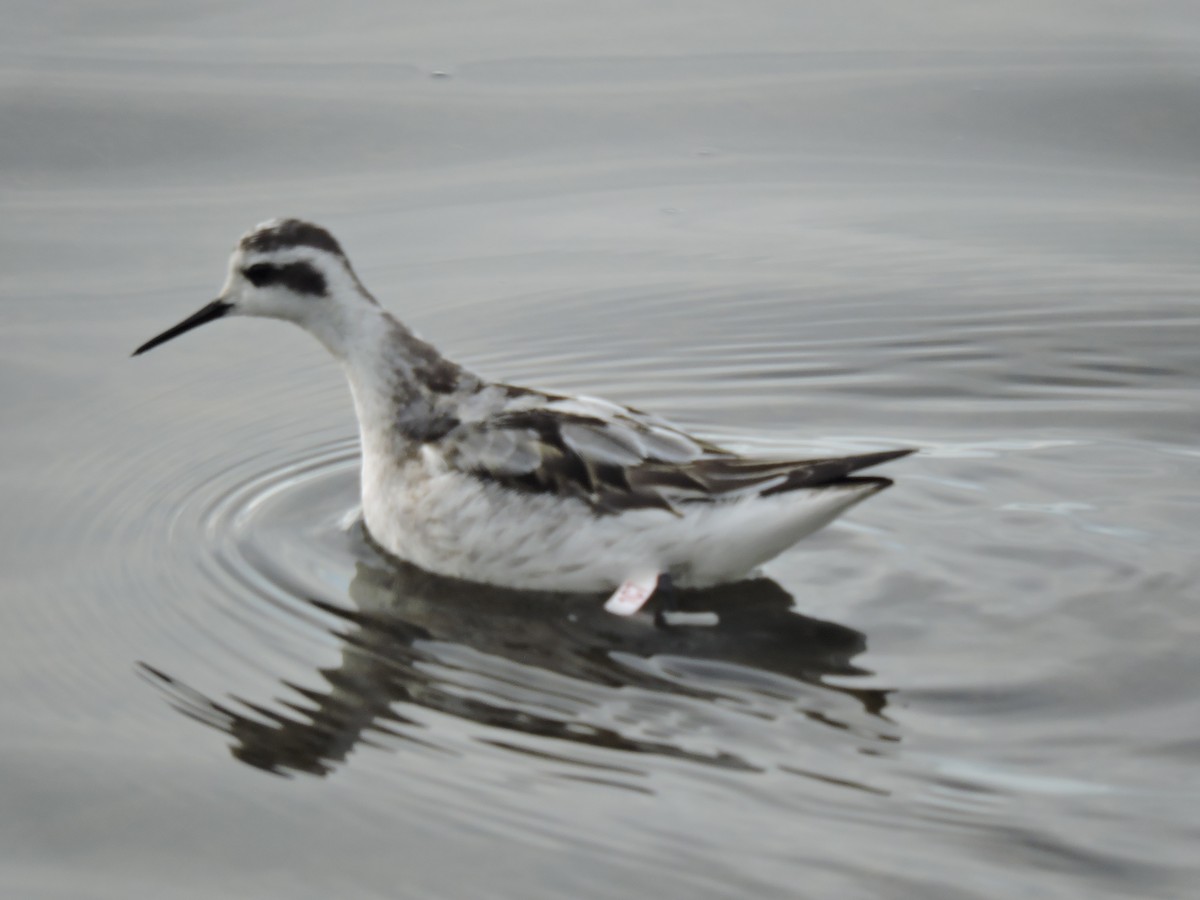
[134, 219, 914, 616]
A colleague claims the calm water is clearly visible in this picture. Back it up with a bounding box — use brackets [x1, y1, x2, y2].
[4, 3, 1200, 898]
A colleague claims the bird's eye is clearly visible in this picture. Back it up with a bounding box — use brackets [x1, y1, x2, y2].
[242, 263, 278, 287]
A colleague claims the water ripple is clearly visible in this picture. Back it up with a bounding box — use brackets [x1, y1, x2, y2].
[119, 421, 901, 784]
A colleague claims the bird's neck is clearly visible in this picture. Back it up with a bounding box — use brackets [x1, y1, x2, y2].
[328, 305, 478, 460]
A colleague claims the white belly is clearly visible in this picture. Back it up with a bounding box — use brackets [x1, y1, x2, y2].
[360, 446, 880, 593]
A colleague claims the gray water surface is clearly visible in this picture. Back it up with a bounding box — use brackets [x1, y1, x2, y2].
[4, 3, 1200, 899]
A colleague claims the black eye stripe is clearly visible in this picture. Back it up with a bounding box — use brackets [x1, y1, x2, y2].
[242, 261, 327, 296]
[242, 263, 277, 286]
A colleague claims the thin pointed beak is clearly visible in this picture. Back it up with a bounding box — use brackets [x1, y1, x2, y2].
[132, 299, 232, 356]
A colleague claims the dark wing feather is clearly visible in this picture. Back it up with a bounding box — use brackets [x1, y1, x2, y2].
[696, 448, 915, 496]
[439, 388, 914, 515]
[443, 406, 693, 513]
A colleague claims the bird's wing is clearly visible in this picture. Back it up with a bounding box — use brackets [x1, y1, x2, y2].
[439, 387, 913, 514]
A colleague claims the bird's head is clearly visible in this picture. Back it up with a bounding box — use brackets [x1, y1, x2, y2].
[133, 218, 374, 356]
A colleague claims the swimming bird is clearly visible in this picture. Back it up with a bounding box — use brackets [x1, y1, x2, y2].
[134, 219, 913, 615]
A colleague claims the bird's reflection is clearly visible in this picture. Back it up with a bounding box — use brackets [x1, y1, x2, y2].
[140, 552, 890, 778]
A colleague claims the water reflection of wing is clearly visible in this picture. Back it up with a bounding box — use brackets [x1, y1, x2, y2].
[139, 557, 890, 778]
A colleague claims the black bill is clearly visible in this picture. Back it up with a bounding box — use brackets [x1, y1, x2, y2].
[132, 299, 232, 356]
